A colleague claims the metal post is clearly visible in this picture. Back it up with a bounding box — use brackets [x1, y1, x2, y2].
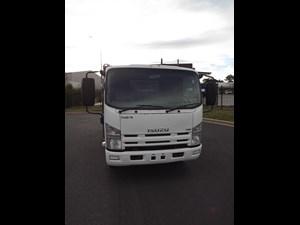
[177, 59, 179, 66]
[161, 58, 163, 64]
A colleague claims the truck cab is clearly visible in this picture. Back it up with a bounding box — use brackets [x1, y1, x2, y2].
[82, 64, 217, 166]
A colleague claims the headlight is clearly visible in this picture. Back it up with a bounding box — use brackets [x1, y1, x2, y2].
[105, 123, 122, 150]
[191, 122, 202, 146]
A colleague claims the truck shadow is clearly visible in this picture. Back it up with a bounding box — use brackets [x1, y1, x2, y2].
[107, 161, 192, 184]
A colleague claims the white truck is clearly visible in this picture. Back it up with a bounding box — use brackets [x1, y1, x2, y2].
[82, 63, 217, 166]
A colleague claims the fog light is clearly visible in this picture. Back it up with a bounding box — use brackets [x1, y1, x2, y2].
[109, 155, 120, 160]
[193, 150, 200, 155]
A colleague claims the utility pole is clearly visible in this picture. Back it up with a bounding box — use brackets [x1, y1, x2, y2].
[100, 49, 102, 70]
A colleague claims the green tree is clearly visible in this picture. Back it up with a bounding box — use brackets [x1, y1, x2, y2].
[66, 83, 73, 90]
[225, 74, 234, 82]
[72, 88, 82, 106]
[65, 83, 73, 108]
[202, 78, 217, 83]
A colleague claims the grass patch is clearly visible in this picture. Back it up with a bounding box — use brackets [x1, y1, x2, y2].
[203, 106, 234, 122]
[65, 105, 102, 113]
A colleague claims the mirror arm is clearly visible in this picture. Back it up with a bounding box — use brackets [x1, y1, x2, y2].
[203, 105, 214, 113]
[85, 106, 102, 115]
[86, 70, 99, 78]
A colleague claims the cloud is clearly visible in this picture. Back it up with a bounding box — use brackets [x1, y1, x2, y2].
[65, 0, 234, 80]
[134, 26, 233, 49]
[175, 0, 233, 11]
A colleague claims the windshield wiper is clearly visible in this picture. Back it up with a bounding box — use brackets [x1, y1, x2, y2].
[166, 103, 201, 113]
[119, 105, 168, 113]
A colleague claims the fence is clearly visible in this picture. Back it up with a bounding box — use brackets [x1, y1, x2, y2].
[203, 85, 234, 108]
[216, 86, 234, 108]
[217, 86, 234, 108]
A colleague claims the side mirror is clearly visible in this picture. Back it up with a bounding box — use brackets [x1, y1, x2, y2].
[82, 78, 95, 106]
[205, 82, 218, 105]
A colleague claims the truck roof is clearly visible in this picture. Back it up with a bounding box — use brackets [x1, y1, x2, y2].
[105, 64, 197, 72]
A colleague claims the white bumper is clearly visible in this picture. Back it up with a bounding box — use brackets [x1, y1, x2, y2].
[105, 144, 202, 166]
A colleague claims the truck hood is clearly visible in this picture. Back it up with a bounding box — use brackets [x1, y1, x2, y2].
[120, 112, 193, 134]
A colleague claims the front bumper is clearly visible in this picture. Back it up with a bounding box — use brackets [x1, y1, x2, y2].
[105, 144, 202, 166]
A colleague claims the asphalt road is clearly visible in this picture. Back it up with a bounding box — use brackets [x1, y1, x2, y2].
[65, 113, 234, 225]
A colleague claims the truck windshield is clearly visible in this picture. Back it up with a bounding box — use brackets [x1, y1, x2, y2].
[105, 68, 201, 109]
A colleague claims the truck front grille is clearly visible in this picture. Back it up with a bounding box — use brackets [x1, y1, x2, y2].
[124, 144, 188, 151]
[122, 132, 191, 151]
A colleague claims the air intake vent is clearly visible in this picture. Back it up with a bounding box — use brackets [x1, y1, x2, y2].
[124, 134, 138, 137]
[145, 133, 171, 137]
[177, 132, 189, 135]
[145, 140, 170, 144]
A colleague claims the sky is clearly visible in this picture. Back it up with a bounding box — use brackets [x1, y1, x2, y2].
[65, 0, 234, 81]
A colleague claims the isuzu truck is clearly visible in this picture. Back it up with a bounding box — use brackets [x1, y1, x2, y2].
[82, 63, 217, 166]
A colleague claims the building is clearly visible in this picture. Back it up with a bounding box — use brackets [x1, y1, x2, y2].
[65, 71, 102, 90]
